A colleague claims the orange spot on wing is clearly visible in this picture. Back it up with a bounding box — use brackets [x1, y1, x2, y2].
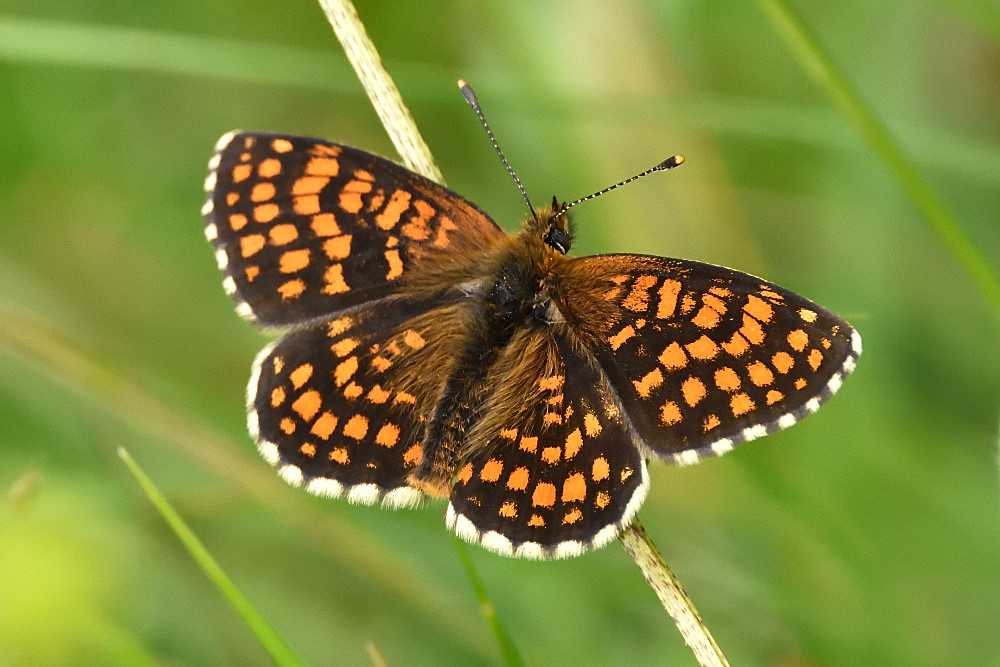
[257, 158, 281, 178]
[310, 412, 338, 439]
[787, 329, 809, 352]
[527, 514, 545, 528]
[291, 390, 321, 421]
[306, 156, 339, 177]
[746, 360, 775, 386]
[532, 482, 557, 508]
[681, 376, 707, 407]
[331, 337, 359, 357]
[507, 467, 529, 491]
[311, 213, 340, 237]
[479, 458, 503, 482]
[278, 279, 305, 300]
[342, 414, 368, 440]
[499, 502, 517, 518]
[584, 413, 602, 437]
[375, 190, 412, 230]
[660, 400, 682, 426]
[799, 308, 818, 323]
[271, 138, 293, 153]
[366, 385, 391, 404]
[279, 248, 310, 273]
[299, 442, 315, 457]
[289, 363, 313, 389]
[703, 414, 721, 432]
[539, 375, 564, 391]
[562, 508, 583, 525]
[730, 392, 755, 416]
[251, 182, 275, 202]
[385, 249, 404, 280]
[686, 335, 719, 360]
[714, 367, 741, 392]
[403, 444, 422, 466]
[280, 418, 295, 434]
[291, 177, 328, 197]
[333, 356, 358, 387]
[240, 234, 265, 257]
[595, 491, 611, 509]
[564, 428, 583, 459]
[329, 447, 349, 464]
[794, 377, 808, 390]
[323, 234, 352, 260]
[322, 264, 349, 294]
[772, 351, 794, 374]
[375, 423, 400, 448]
[254, 203, 280, 223]
[229, 213, 247, 231]
[403, 329, 426, 350]
[766, 389, 784, 405]
[541, 447, 562, 465]
[519, 436, 537, 453]
[232, 163, 251, 183]
[608, 325, 636, 351]
[740, 313, 765, 345]
[270, 387, 286, 407]
[269, 223, 298, 245]
[456, 463, 473, 485]
[721, 330, 750, 357]
[692, 304, 720, 328]
[659, 342, 688, 370]
[743, 295, 774, 323]
[622, 275, 658, 312]
[294, 195, 320, 215]
[808, 348, 824, 370]
[656, 278, 682, 319]
[562, 473, 587, 503]
[592, 457, 610, 481]
[633, 368, 664, 398]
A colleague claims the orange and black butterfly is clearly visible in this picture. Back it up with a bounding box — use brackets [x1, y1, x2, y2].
[202, 95, 860, 559]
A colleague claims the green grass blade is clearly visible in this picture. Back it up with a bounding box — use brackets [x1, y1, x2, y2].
[755, 0, 1000, 318]
[453, 538, 524, 667]
[117, 448, 305, 667]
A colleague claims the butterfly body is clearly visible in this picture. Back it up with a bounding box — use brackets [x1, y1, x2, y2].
[204, 131, 860, 558]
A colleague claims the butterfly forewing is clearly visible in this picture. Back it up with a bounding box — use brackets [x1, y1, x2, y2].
[563, 254, 861, 465]
[447, 329, 648, 559]
[204, 132, 505, 326]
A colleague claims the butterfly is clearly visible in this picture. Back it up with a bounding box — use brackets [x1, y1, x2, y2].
[202, 103, 860, 559]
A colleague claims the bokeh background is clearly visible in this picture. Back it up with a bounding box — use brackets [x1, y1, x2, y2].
[2, 1, 998, 665]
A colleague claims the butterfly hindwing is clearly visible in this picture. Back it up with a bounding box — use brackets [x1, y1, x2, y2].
[204, 131, 505, 326]
[447, 329, 648, 558]
[248, 293, 470, 507]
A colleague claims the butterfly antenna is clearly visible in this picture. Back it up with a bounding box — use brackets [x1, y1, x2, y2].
[559, 155, 685, 214]
[458, 79, 538, 222]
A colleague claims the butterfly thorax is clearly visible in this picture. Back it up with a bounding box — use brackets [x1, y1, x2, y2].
[406, 209, 573, 496]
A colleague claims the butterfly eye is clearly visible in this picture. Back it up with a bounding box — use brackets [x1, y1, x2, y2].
[544, 226, 571, 254]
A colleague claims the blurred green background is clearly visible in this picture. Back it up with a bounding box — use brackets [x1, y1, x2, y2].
[2, 1, 998, 665]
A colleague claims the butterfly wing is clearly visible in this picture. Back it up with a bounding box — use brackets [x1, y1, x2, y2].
[203, 131, 505, 326]
[248, 293, 474, 506]
[554, 254, 861, 464]
[446, 328, 648, 558]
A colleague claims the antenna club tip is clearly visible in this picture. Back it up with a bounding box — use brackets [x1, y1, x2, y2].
[658, 155, 684, 169]
[457, 79, 477, 106]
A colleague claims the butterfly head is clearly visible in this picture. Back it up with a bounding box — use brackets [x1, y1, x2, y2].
[539, 195, 572, 255]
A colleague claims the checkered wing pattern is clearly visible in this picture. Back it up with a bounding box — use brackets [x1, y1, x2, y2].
[447, 330, 648, 558]
[203, 131, 505, 326]
[571, 254, 862, 465]
[247, 295, 468, 507]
